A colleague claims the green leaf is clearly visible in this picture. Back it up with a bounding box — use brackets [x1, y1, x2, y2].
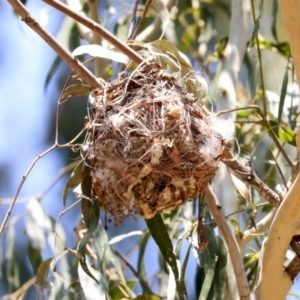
[63, 160, 84, 205]
[133, 295, 161, 300]
[199, 226, 217, 300]
[27, 242, 43, 274]
[271, 0, 278, 41]
[77, 201, 100, 284]
[80, 170, 93, 227]
[278, 67, 288, 126]
[110, 280, 137, 299]
[73, 45, 129, 64]
[211, 237, 227, 300]
[35, 258, 53, 300]
[145, 215, 187, 300]
[45, 55, 62, 89]
[62, 84, 92, 100]
[137, 230, 153, 294]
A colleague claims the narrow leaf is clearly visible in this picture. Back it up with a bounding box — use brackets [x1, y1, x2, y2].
[78, 259, 106, 300]
[62, 84, 92, 100]
[63, 160, 84, 205]
[77, 201, 100, 284]
[152, 0, 170, 39]
[211, 237, 227, 300]
[35, 258, 53, 300]
[145, 215, 187, 300]
[278, 67, 288, 126]
[73, 45, 129, 64]
[137, 230, 153, 295]
[199, 227, 217, 300]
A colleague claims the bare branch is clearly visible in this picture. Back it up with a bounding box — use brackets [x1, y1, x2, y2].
[7, 0, 102, 89]
[221, 149, 282, 207]
[205, 186, 251, 300]
[43, 0, 144, 64]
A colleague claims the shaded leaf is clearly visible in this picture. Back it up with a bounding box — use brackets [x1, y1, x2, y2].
[145, 215, 187, 300]
[62, 84, 92, 100]
[45, 55, 62, 89]
[133, 295, 161, 300]
[28, 242, 43, 274]
[271, 0, 278, 41]
[278, 67, 288, 126]
[110, 280, 136, 299]
[199, 226, 216, 300]
[63, 160, 84, 205]
[77, 201, 100, 284]
[211, 237, 227, 300]
[73, 45, 129, 64]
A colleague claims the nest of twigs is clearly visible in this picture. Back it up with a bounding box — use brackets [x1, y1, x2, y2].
[84, 62, 229, 225]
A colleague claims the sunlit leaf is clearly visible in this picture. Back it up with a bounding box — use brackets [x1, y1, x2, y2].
[145, 215, 187, 300]
[25, 198, 52, 251]
[35, 258, 53, 300]
[62, 84, 92, 100]
[110, 280, 136, 299]
[228, 168, 251, 205]
[108, 231, 143, 245]
[63, 160, 84, 205]
[77, 201, 100, 284]
[137, 230, 153, 295]
[73, 45, 129, 64]
[152, 0, 170, 39]
[133, 295, 161, 300]
[78, 259, 106, 299]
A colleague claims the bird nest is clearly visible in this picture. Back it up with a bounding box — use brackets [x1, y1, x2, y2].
[84, 62, 229, 225]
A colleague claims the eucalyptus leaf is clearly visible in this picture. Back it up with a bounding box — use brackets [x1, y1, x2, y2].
[137, 230, 153, 294]
[63, 160, 84, 205]
[278, 67, 288, 126]
[73, 44, 129, 64]
[35, 258, 53, 300]
[62, 84, 92, 100]
[145, 215, 187, 300]
[77, 201, 100, 284]
[152, 0, 170, 39]
[199, 226, 216, 300]
[78, 259, 106, 300]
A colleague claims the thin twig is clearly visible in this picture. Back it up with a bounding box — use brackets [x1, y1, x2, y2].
[0, 145, 56, 236]
[250, 0, 267, 116]
[217, 105, 296, 169]
[43, 0, 144, 64]
[127, 0, 140, 40]
[205, 186, 251, 300]
[221, 149, 282, 207]
[7, 0, 102, 89]
[269, 149, 288, 190]
[130, 0, 153, 41]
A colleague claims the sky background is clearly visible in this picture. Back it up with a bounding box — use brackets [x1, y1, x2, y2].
[1, 0, 300, 299]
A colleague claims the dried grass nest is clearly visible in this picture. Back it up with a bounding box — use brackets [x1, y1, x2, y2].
[84, 62, 230, 225]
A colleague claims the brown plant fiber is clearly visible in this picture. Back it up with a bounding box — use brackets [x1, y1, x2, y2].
[85, 62, 227, 225]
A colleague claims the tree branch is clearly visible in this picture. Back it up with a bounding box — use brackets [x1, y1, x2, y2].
[43, 0, 144, 65]
[205, 186, 251, 300]
[7, 0, 102, 89]
[258, 129, 300, 300]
